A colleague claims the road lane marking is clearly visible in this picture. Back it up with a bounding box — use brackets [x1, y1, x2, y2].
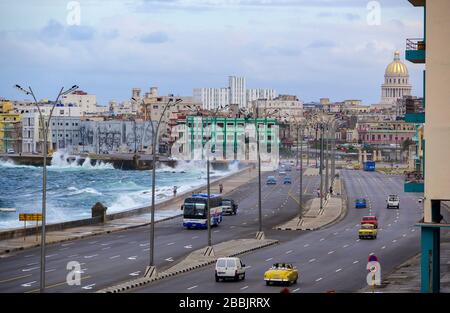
[84, 254, 98, 259]
[402, 234, 407, 237]
[101, 246, 111, 250]
[59, 247, 69, 251]
[381, 246, 386, 249]
[139, 243, 150, 247]
[88, 241, 98, 244]
[393, 239, 397, 243]
[82, 283, 96, 290]
[328, 250, 335, 255]
[315, 277, 323, 282]
[353, 260, 359, 264]
[68, 254, 78, 258]
[356, 239, 360, 242]
[187, 285, 198, 290]
[184, 245, 193, 249]
[304, 244, 310, 248]
[335, 268, 342, 272]
[285, 250, 293, 254]
[109, 255, 120, 259]
[45, 269, 56, 273]
[26, 262, 38, 266]
[333, 232, 339, 235]
[142, 248, 150, 252]
[309, 258, 316, 263]
[129, 271, 140, 276]
[293, 288, 300, 292]
[265, 258, 273, 262]
[242, 222, 247, 225]
[61, 243, 74, 247]
[25, 276, 92, 293]
[45, 254, 58, 258]
[240, 286, 249, 290]
[213, 230, 220, 233]
[128, 256, 137, 260]
[320, 238, 325, 241]
[0, 274, 32, 284]
[192, 236, 199, 239]
[167, 242, 175, 246]
[21, 281, 37, 287]
[165, 257, 174, 262]
[22, 266, 39, 272]
[343, 244, 349, 248]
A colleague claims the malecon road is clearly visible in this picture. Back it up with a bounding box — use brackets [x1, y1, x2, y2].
[132, 170, 425, 293]
[0, 168, 316, 293]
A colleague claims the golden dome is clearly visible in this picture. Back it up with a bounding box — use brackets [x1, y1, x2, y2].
[385, 50, 408, 76]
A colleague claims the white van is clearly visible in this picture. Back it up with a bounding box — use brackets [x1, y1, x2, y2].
[215, 257, 246, 281]
[387, 195, 400, 209]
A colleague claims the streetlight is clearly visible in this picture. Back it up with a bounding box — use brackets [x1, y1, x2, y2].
[132, 96, 182, 278]
[240, 104, 279, 239]
[14, 84, 79, 293]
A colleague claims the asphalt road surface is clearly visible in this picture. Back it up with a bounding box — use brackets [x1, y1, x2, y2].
[132, 169, 426, 293]
[0, 166, 315, 293]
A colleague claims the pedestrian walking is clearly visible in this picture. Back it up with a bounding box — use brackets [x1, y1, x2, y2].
[329, 186, 333, 195]
[316, 188, 321, 198]
[219, 183, 223, 194]
[173, 186, 177, 197]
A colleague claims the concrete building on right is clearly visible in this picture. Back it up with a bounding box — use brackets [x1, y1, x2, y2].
[406, 0, 450, 293]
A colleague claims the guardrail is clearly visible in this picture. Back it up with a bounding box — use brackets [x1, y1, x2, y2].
[406, 38, 425, 51]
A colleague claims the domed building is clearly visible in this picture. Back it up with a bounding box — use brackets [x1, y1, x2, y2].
[380, 50, 412, 105]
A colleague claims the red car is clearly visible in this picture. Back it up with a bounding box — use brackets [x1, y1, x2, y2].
[361, 216, 378, 228]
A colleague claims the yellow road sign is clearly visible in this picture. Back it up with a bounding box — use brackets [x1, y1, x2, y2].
[19, 213, 42, 221]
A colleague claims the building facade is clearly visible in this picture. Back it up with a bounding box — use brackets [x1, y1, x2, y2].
[229, 76, 246, 107]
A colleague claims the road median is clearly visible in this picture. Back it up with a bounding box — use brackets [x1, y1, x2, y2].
[97, 238, 278, 293]
[275, 173, 345, 231]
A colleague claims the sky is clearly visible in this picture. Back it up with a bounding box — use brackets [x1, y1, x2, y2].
[0, 0, 424, 106]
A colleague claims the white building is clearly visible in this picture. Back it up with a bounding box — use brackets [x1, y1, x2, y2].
[380, 50, 412, 106]
[21, 104, 82, 154]
[229, 76, 246, 107]
[62, 90, 108, 115]
[246, 89, 278, 103]
[193, 88, 229, 110]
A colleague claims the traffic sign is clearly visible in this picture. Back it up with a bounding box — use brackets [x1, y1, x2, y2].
[19, 213, 42, 221]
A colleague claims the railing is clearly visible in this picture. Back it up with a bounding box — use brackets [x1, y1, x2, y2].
[405, 170, 424, 183]
[406, 38, 425, 51]
[405, 98, 424, 114]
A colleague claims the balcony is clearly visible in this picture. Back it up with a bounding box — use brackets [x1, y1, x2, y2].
[406, 38, 425, 63]
[404, 97, 425, 123]
[408, 0, 425, 7]
[404, 171, 424, 192]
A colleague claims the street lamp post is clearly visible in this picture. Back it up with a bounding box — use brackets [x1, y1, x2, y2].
[325, 124, 330, 199]
[319, 124, 324, 210]
[132, 96, 182, 277]
[15, 84, 78, 293]
[299, 125, 304, 218]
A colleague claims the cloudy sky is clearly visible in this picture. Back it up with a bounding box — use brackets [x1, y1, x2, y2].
[0, 0, 424, 105]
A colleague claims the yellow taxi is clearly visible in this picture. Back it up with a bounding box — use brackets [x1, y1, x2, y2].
[358, 223, 378, 239]
[264, 263, 298, 286]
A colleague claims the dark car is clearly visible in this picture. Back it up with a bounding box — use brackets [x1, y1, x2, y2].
[355, 198, 367, 208]
[222, 199, 238, 215]
[266, 176, 277, 185]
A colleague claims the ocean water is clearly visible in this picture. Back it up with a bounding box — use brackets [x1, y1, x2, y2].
[0, 151, 239, 230]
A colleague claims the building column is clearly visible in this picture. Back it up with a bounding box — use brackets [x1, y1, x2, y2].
[420, 225, 440, 293]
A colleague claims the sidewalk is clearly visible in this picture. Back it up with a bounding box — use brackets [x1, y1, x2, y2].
[276, 175, 344, 231]
[359, 230, 450, 293]
[0, 167, 257, 255]
[98, 238, 278, 293]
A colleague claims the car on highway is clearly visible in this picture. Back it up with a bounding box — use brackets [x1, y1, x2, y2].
[278, 170, 287, 176]
[358, 223, 378, 239]
[222, 198, 238, 215]
[6, 148, 14, 154]
[285, 166, 292, 172]
[215, 257, 246, 282]
[355, 198, 367, 208]
[386, 195, 400, 209]
[361, 215, 378, 228]
[283, 176, 292, 184]
[266, 176, 277, 185]
[264, 263, 298, 286]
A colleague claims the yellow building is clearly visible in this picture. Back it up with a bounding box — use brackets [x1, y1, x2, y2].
[0, 113, 22, 153]
[0, 100, 13, 114]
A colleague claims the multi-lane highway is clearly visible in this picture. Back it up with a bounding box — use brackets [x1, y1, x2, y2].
[132, 170, 425, 293]
[0, 166, 316, 293]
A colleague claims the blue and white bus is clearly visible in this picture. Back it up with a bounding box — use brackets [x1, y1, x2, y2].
[182, 193, 223, 229]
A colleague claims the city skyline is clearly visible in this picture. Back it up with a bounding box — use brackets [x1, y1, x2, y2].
[0, 0, 424, 105]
